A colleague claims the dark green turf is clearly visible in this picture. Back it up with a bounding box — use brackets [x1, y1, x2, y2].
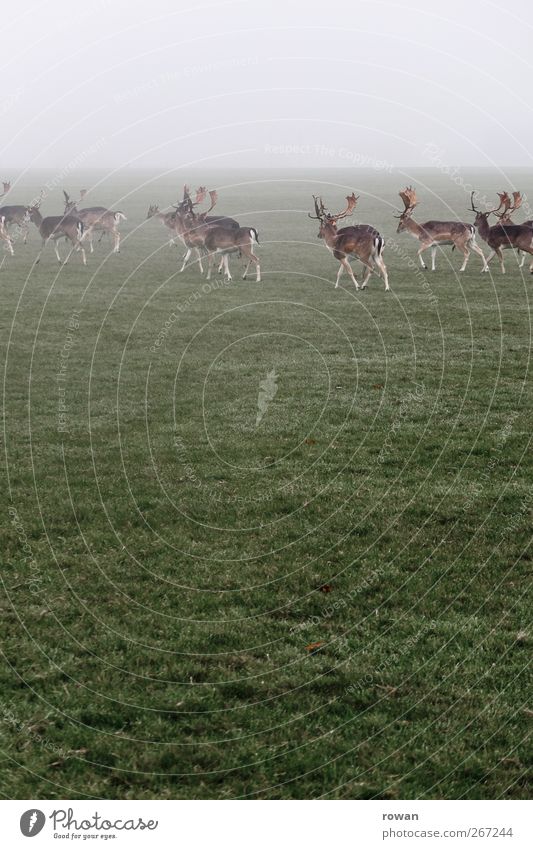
[1, 169, 531, 799]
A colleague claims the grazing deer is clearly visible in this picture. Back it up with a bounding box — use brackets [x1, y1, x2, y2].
[470, 192, 533, 273]
[181, 190, 260, 281]
[493, 191, 533, 268]
[309, 193, 389, 290]
[0, 180, 30, 246]
[170, 186, 241, 272]
[396, 186, 488, 272]
[63, 190, 126, 253]
[27, 197, 86, 265]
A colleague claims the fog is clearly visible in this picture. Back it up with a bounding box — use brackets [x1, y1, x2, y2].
[2, 0, 532, 175]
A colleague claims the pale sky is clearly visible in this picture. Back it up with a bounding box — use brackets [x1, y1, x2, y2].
[2, 0, 532, 171]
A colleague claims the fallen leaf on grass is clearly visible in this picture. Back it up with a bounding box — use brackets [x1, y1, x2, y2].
[318, 584, 333, 593]
[304, 438, 316, 446]
[305, 641, 325, 653]
[372, 383, 384, 390]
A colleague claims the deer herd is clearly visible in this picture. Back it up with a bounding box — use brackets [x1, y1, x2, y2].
[1, 180, 532, 289]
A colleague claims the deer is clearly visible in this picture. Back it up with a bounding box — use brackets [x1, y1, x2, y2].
[0, 181, 31, 246]
[309, 193, 389, 290]
[146, 204, 180, 247]
[27, 195, 86, 265]
[63, 190, 126, 253]
[170, 186, 241, 273]
[396, 186, 488, 272]
[492, 191, 533, 269]
[470, 192, 533, 273]
[179, 190, 260, 281]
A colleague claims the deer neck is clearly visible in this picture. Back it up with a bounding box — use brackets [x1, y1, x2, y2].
[401, 216, 424, 239]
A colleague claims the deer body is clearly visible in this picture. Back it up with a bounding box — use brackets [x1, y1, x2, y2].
[310, 193, 389, 290]
[0, 205, 30, 244]
[203, 225, 260, 281]
[64, 192, 126, 253]
[474, 213, 533, 273]
[396, 187, 487, 271]
[28, 206, 86, 265]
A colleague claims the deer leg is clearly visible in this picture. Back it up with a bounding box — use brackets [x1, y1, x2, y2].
[417, 247, 428, 269]
[179, 248, 192, 272]
[35, 238, 47, 264]
[359, 261, 373, 289]
[195, 248, 204, 273]
[430, 246, 437, 271]
[470, 241, 488, 271]
[54, 239, 63, 263]
[223, 254, 232, 280]
[336, 257, 357, 289]
[517, 250, 526, 268]
[375, 254, 390, 291]
[497, 247, 505, 273]
[240, 245, 260, 282]
[113, 228, 120, 253]
[457, 243, 469, 272]
[218, 257, 225, 274]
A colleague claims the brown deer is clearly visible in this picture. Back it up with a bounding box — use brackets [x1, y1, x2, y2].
[181, 190, 260, 281]
[309, 193, 389, 290]
[63, 190, 126, 253]
[146, 204, 180, 247]
[493, 191, 533, 269]
[396, 186, 487, 272]
[171, 186, 241, 273]
[27, 197, 86, 265]
[0, 181, 31, 246]
[470, 192, 533, 273]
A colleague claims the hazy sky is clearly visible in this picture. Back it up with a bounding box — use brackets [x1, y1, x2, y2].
[2, 0, 532, 172]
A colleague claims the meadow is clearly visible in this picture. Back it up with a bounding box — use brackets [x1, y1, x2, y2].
[1, 168, 531, 800]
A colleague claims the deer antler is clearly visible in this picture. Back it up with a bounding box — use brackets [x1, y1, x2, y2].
[205, 190, 217, 214]
[399, 186, 418, 215]
[63, 190, 70, 203]
[308, 195, 323, 219]
[329, 192, 358, 221]
[195, 186, 207, 206]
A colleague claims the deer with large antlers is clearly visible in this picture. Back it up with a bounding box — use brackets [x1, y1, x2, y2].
[492, 191, 533, 269]
[309, 193, 389, 290]
[63, 190, 126, 253]
[179, 189, 260, 281]
[470, 192, 533, 273]
[27, 194, 86, 265]
[0, 181, 31, 247]
[396, 186, 488, 272]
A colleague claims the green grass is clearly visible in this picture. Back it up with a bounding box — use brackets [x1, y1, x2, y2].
[0, 169, 531, 799]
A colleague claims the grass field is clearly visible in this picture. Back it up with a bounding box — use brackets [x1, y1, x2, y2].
[1, 168, 531, 800]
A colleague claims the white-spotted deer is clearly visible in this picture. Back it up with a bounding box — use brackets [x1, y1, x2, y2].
[470, 192, 533, 273]
[63, 190, 126, 253]
[28, 197, 86, 265]
[309, 193, 389, 290]
[396, 186, 487, 271]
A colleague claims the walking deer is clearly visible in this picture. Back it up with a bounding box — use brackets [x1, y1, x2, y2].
[470, 192, 533, 273]
[63, 190, 126, 253]
[309, 193, 389, 290]
[493, 191, 533, 269]
[28, 197, 86, 265]
[396, 186, 488, 271]
[180, 189, 260, 281]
